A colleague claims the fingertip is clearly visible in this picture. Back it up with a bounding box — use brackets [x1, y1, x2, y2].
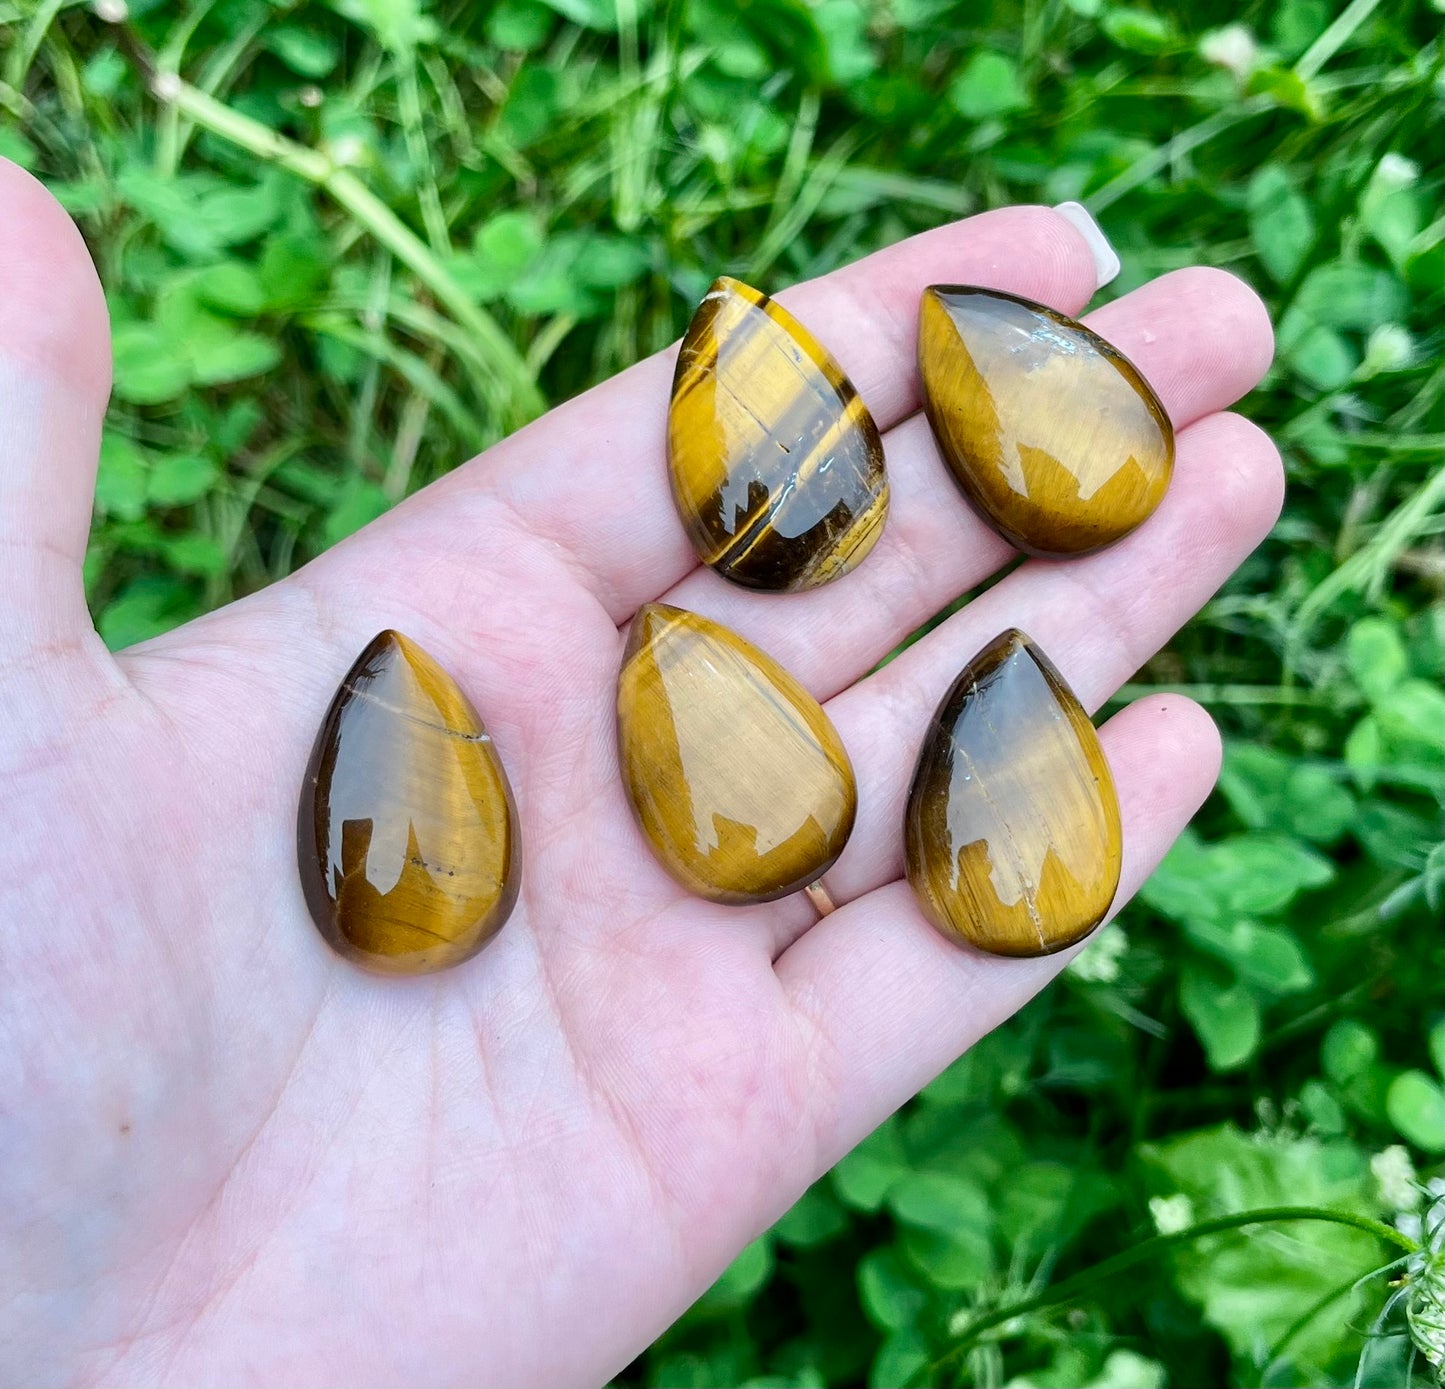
[954, 202, 1103, 308]
[0, 156, 111, 398]
[1158, 265, 1275, 393]
[1218, 411, 1286, 540]
[1051, 201, 1122, 290]
[1186, 264, 1275, 377]
[1136, 691, 1222, 779]
[1175, 411, 1287, 556]
[1102, 692, 1222, 877]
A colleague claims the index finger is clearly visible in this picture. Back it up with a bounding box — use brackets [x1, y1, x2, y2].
[450, 206, 1104, 622]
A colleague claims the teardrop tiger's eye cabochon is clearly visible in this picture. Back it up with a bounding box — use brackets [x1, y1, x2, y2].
[918, 286, 1174, 558]
[298, 631, 521, 975]
[668, 276, 889, 592]
[617, 604, 857, 904]
[904, 630, 1121, 957]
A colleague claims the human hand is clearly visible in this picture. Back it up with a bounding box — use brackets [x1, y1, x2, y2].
[0, 159, 1279, 1386]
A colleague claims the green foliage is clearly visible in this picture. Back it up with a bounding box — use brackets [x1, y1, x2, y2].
[4, 0, 1441, 1382]
[1141, 1125, 1386, 1377]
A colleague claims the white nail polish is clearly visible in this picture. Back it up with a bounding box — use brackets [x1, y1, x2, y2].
[1053, 201, 1121, 290]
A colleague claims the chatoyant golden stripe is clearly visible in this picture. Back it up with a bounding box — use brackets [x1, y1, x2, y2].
[297, 630, 520, 975]
[918, 286, 1173, 558]
[617, 603, 857, 903]
[904, 629, 1121, 957]
[668, 276, 889, 592]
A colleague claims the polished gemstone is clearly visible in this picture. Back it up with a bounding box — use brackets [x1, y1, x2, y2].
[904, 629, 1121, 957]
[918, 286, 1174, 557]
[298, 631, 520, 974]
[668, 276, 888, 591]
[617, 603, 856, 903]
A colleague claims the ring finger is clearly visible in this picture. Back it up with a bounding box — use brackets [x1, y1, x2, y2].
[752, 405, 1284, 957]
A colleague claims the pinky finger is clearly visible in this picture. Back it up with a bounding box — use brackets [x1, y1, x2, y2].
[777, 694, 1223, 1164]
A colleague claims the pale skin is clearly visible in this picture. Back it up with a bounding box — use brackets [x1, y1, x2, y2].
[0, 158, 1282, 1386]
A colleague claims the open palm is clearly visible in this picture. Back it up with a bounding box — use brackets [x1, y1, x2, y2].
[0, 161, 1281, 1387]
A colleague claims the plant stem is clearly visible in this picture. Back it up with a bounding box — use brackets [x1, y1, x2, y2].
[1087, 99, 1272, 215]
[921, 1206, 1416, 1382]
[1295, 0, 1384, 80]
[1261, 1254, 1411, 1383]
[119, 34, 543, 427]
[1289, 465, 1445, 663]
[1113, 682, 1330, 707]
[3, 0, 63, 90]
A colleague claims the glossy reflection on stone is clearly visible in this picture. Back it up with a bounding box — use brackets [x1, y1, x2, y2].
[904, 629, 1121, 957]
[918, 286, 1174, 557]
[298, 631, 520, 975]
[668, 276, 888, 592]
[617, 603, 856, 903]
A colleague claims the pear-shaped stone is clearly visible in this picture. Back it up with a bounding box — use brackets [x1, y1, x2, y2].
[297, 631, 520, 974]
[904, 629, 1121, 956]
[617, 603, 856, 903]
[668, 276, 888, 591]
[918, 286, 1174, 557]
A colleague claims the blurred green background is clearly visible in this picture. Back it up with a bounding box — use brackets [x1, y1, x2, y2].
[3, 0, 1442, 1383]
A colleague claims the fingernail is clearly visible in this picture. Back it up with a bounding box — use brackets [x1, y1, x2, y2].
[1053, 201, 1121, 290]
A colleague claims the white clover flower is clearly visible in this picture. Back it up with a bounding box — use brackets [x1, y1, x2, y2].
[1254, 1096, 1280, 1137]
[299, 86, 324, 109]
[327, 134, 367, 168]
[1371, 1145, 1419, 1212]
[1375, 153, 1419, 191]
[1149, 1193, 1195, 1236]
[1407, 1189, 1445, 1369]
[1067, 923, 1127, 983]
[1358, 324, 1413, 379]
[1199, 25, 1260, 81]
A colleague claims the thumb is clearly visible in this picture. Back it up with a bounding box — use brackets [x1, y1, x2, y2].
[0, 157, 112, 664]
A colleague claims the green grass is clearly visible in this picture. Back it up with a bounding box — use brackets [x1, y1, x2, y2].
[4, 0, 1442, 1383]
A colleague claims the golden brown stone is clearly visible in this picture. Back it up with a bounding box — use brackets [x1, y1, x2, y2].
[297, 631, 520, 974]
[617, 603, 856, 903]
[904, 629, 1121, 957]
[667, 276, 888, 591]
[918, 286, 1174, 557]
